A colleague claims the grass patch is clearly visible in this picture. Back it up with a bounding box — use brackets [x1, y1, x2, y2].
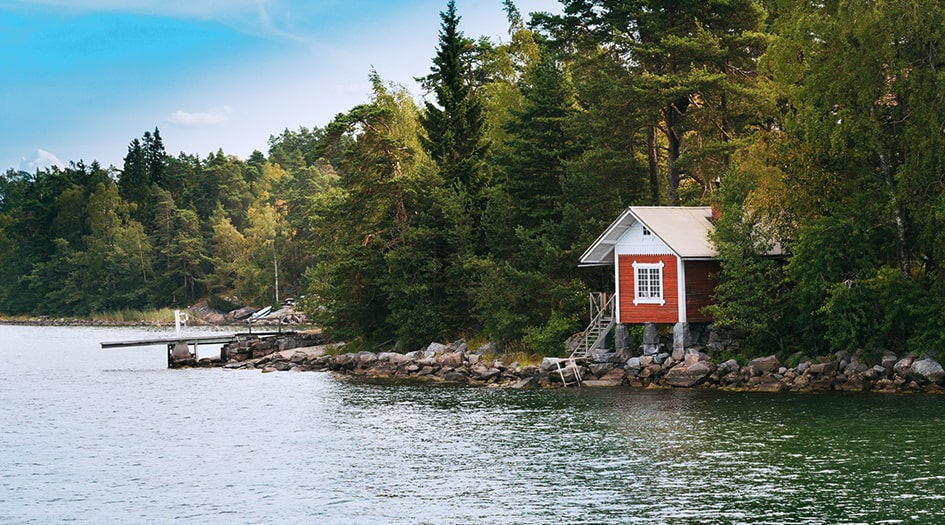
[91, 307, 182, 324]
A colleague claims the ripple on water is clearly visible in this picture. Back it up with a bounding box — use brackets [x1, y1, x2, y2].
[2, 327, 945, 523]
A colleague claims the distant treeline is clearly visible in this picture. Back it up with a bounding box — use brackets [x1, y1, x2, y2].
[3, 0, 945, 358]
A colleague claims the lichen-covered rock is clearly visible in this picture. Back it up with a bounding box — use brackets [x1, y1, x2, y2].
[908, 358, 945, 386]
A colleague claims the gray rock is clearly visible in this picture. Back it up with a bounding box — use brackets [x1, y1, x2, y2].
[614, 324, 630, 352]
[441, 370, 468, 382]
[475, 368, 502, 381]
[170, 342, 192, 361]
[809, 360, 839, 375]
[425, 342, 447, 356]
[748, 355, 782, 374]
[717, 359, 740, 375]
[881, 353, 898, 370]
[847, 361, 868, 374]
[908, 358, 945, 385]
[653, 353, 669, 365]
[893, 357, 913, 377]
[511, 377, 537, 389]
[438, 352, 464, 368]
[643, 322, 660, 345]
[387, 352, 412, 366]
[591, 350, 621, 364]
[673, 322, 692, 351]
[589, 363, 615, 377]
[641, 344, 662, 356]
[626, 357, 642, 370]
[665, 360, 716, 387]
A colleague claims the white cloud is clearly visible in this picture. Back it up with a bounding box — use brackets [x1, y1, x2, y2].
[19, 148, 63, 172]
[165, 105, 234, 127]
[2, 0, 316, 45]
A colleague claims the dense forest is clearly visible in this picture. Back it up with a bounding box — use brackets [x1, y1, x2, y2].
[3, 0, 945, 359]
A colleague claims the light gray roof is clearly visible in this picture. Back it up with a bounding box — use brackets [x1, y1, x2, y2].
[578, 206, 717, 266]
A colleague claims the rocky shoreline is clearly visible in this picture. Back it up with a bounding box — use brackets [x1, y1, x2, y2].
[214, 334, 945, 393]
[7, 315, 943, 393]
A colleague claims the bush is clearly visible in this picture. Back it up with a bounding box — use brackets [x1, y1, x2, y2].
[522, 310, 581, 357]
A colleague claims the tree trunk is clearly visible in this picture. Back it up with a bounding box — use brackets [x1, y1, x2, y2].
[273, 239, 280, 304]
[664, 105, 681, 206]
[878, 151, 910, 277]
[646, 125, 660, 205]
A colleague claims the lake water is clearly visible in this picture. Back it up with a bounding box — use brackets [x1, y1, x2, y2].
[1, 325, 944, 524]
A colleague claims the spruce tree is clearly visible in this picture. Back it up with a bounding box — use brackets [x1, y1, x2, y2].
[419, 0, 489, 206]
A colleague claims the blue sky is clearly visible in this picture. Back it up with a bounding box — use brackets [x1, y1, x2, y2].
[1, 0, 561, 172]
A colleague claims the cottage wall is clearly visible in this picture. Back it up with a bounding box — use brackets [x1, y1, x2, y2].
[617, 254, 680, 323]
[683, 260, 720, 323]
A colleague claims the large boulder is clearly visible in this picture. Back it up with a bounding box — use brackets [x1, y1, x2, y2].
[439, 351, 465, 368]
[908, 358, 945, 386]
[893, 356, 914, 377]
[664, 360, 716, 387]
[748, 355, 782, 374]
[424, 342, 447, 356]
[717, 359, 740, 376]
[808, 360, 839, 375]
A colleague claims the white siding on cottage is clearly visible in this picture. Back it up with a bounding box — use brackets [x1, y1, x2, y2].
[616, 220, 672, 256]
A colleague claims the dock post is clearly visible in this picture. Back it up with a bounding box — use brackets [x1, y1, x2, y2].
[174, 310, 188, 336]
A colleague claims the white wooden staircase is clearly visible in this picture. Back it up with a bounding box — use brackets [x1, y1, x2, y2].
[555, 293, 616, 386]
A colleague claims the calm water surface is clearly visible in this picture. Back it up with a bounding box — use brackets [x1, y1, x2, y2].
[1, 325, 944, 524]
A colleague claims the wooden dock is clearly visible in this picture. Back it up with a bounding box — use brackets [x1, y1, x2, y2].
[101, 331, 285, 368]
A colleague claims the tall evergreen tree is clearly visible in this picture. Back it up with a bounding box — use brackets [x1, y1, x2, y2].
[419, 1, 490, 206]
[143, 128, 167, 187]
[500, 50, 578, 230]
[118, 138, 148, 209]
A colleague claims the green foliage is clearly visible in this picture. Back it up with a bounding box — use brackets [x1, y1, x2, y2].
[819, 267, 920, 354]
[419, 0, 490, 219]
[7, 0, 945, 365]
[522, 310, 581, 358]
[706, 164, 792, 354]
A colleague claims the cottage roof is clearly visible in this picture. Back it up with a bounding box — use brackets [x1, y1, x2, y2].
[578, 206, 717, 266]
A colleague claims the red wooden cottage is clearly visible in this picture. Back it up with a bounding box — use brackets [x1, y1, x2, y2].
[579, 206, 720, 326]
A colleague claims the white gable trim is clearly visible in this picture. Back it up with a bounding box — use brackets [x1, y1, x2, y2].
[617, 220, 673, 256]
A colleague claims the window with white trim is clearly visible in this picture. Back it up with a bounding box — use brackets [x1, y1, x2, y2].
[632, 261, 665, 305]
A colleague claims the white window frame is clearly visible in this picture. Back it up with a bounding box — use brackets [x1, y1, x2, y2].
[632, 261, 665, 306]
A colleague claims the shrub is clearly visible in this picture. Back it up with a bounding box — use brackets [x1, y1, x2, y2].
[522, 310, 581, 357]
